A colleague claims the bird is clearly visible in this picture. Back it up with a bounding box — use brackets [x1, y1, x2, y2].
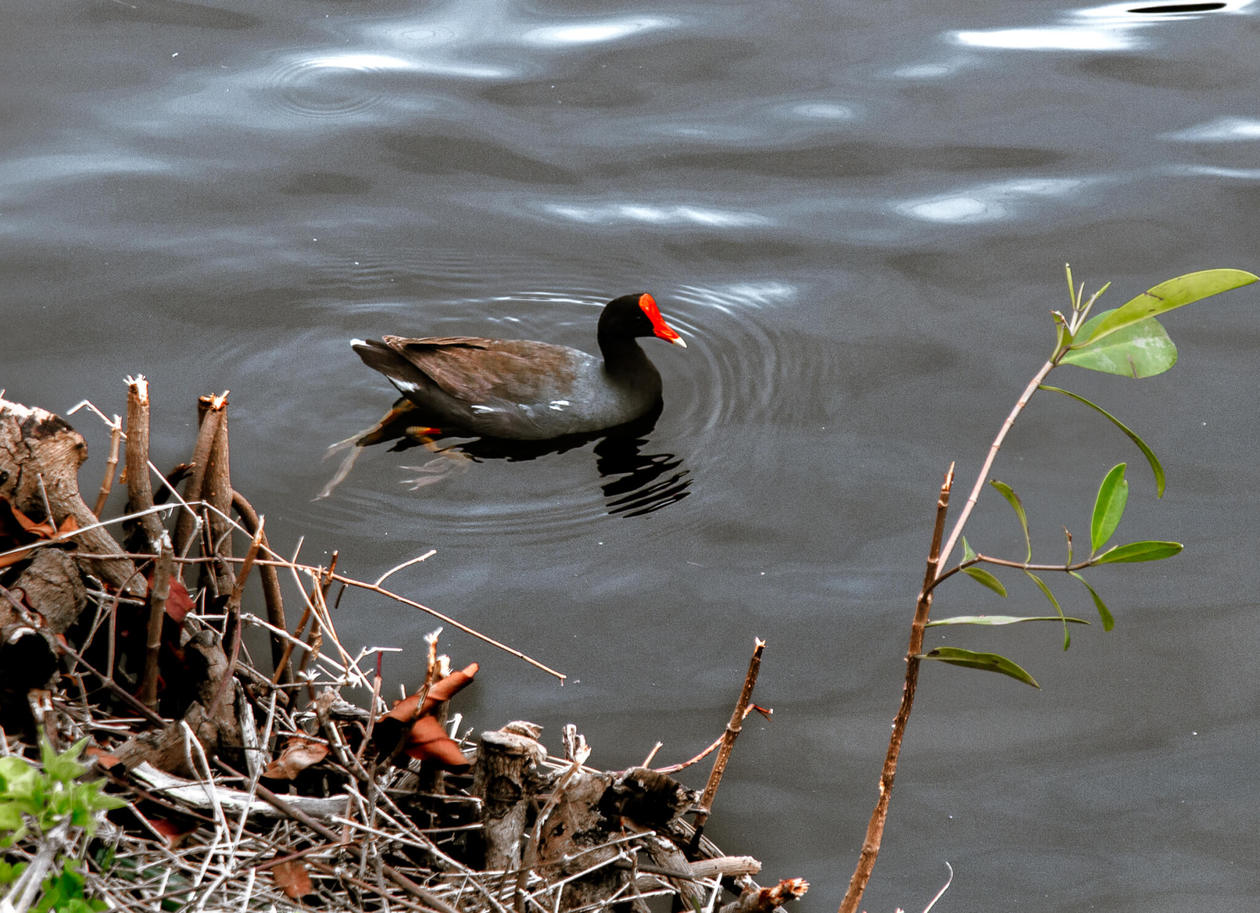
[349, 293, 687, 442]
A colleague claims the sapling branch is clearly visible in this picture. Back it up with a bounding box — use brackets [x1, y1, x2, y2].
[931, 553, 1099, 591]
[937, 267, 1121, 573]
[838, 463, 954, 913]
[935, 358, 1057, 575]
[836, 267, 1257, 913]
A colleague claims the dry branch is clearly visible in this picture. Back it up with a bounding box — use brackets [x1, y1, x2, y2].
[0, 388, 804, 913]
[689, 637, 765, 850]
[139, 535, 173, 711]
[125, 375, 166, 551]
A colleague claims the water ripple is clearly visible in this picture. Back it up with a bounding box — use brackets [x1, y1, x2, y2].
[953, 26, 1140, 52]
[313, 287, 705, 541]
[542, 201, 771, 229]
[1165, 116, 1260, 141]
[660, 281, 853, 433]
[523, 16, 679, 47]
[896, 176, 1097, 224]
[268, 53, 407, 118]
[951, 0, 1249, 54]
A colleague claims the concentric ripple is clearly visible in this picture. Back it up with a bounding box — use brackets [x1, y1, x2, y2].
[315, 288, 698, 544]
[306, 278, 856, 543]
[267, 52, 409, 119]
[662, 281, 852, 432]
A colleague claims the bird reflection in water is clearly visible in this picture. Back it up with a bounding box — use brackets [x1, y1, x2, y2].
[593, 433, 690, 517]
[320, 397, 690, 516]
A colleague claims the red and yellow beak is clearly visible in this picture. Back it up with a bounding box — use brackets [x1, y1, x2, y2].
[639, 293, 687, 348]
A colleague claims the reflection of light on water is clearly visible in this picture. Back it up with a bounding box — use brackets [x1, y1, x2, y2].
[305, 53, 415, 71]
[1165, 117, 1260, 141]
[0, 153, 168, 190]
[892, 61, 963, 79]
[790, 102, 856, 121]
[898, 177, 1092, 224]
[954, 26, 1135, 51]
[673, 282, 797, 313]
[951, 0, 1249, 53]
[903, 196, 994, 223]
[543, 202, 770, 228]
[1180, 165, 1260, 179]
[524, 17, 677, 46]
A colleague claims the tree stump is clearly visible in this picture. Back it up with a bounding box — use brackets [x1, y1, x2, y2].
[0, 397, 139, 594]
[472, 727, 547, 870]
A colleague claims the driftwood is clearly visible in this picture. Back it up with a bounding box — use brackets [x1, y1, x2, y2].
[128, 761, 350, 821]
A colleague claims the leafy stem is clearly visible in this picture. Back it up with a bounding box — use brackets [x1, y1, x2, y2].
[935, 265, 1121, 576]
[838, 265, 1258, 913]
[933, 553, 1097, 590]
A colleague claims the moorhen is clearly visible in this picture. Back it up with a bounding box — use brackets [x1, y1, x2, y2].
[350, 293, 687, 441]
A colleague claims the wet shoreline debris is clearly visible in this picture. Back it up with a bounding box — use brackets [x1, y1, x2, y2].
[0, 383, 804, 912]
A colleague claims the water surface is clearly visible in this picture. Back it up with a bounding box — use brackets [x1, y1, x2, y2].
[3, 1, 1259, 909]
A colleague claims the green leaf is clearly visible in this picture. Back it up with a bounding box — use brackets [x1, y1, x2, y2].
[0, 858, 26, 884]
[42, 738, 87, 784]
[990, 479, 1031, 562]
[1053, 309, 1070, 350]
[963, 566, 1008, 597]
[919, 647, 1040, 688]
[1093, 540, 1183, 563]
[1070, 571, 1114, 631]
[1060, 316, 1178, 377]
[1038, 385, 1166, 497]
[959, 538, 1007, 593]
[0, 801, 25, 832]
[0, 758, 38, 802]
[928, 615, 1089, 626]
[1091, 463, 1129, 554]
[1025, 571, 1072, 649]
[1072, 269, 1258, 346]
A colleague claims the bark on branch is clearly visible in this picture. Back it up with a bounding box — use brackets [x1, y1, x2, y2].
[0, 396, 139, 594]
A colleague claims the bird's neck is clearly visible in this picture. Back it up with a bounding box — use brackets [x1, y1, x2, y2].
[597, 332, 650, 373]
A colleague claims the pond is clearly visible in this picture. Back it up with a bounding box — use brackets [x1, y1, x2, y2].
[2, 1, 1258, 909]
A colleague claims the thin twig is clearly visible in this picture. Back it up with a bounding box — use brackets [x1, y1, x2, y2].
[232, 490, 289, 682]
[328, 570, 567, 682]
[375, 549, 438, 587]
[839, 463, 954, 913]
[140, 535, 174, 712]
[936, 361, 1056, 576]
[933, 551, 1097, 589]
[651, 704, 768, 776]
[172, 393, 224, 566]
[92, 412, 124, 518]
[689, 639, 766, 851]
[208, 517, 265, 720]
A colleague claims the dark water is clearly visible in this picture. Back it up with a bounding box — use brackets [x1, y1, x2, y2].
[4, 1, 1259, 909]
